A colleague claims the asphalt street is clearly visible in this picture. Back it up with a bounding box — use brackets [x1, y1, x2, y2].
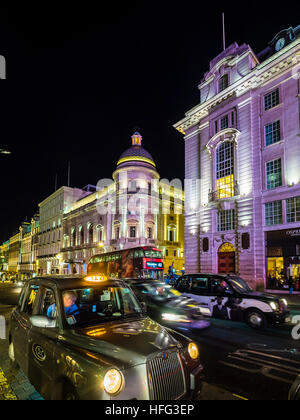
[1, 282, 300, 400]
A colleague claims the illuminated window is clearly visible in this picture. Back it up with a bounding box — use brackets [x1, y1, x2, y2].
[266, 158, 282, 189]
[216, 141, 235, 199]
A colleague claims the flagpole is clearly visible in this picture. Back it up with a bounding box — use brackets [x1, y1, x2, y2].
[68, 162, 71, 187]
[222, 13, 226, 51]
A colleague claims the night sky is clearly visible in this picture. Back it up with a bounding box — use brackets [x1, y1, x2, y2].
[0, 2, 298, 243]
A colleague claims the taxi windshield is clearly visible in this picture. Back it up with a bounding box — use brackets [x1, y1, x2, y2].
[136, 283, 182, 300]
[226, 276, 252, 293]
[60, 286, 143, 327]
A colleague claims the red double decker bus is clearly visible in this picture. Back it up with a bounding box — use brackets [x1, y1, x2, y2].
[87, 247, 164, 281]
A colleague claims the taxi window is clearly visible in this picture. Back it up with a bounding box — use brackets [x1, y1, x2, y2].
[177, 276, 191, 291]
[210, 278, 231, 295]
[41, 289, 57, 319]
[191, 277, 209, 293]
[23, 285, 40, 315]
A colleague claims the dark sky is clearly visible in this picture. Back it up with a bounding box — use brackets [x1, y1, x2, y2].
[0, 2, 298, 242]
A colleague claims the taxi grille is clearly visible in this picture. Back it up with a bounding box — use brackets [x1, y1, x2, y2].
[147, 351, 186, 400]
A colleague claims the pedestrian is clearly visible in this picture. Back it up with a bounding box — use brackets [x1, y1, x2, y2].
[288, 276, 294, 296]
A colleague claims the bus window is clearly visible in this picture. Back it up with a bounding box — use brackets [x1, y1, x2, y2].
[144, 250, 162, 258]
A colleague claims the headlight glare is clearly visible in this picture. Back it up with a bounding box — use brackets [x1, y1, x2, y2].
[270, 302, 279, 311]
[188, 342, 199, 360]
[103, 369, 123, 395]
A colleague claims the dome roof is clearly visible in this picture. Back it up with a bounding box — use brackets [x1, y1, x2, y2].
[116, 132, 156, 169]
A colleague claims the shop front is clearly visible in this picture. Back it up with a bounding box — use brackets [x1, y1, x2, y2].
[266, 229, 300, 290]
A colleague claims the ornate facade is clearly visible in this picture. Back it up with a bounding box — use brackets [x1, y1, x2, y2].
[61, 133, 184, 275]
[174, 25, 300, 290]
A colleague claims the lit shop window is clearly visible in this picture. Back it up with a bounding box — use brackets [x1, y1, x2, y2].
[216, 141, 235, 199]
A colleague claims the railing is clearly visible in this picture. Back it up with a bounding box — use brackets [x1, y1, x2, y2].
[208, 183, 240, 203]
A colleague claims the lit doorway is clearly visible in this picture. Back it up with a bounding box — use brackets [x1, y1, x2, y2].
[218, 243, 236, 274]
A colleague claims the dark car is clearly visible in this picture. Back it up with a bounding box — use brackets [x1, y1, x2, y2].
[8, 276, 203, 400]
[173, 273, 290, 329]
[125, 279, 210, 332]
[289, 374, 300, 400]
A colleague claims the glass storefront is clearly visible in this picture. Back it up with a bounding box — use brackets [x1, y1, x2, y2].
[266, 229, 300, 290]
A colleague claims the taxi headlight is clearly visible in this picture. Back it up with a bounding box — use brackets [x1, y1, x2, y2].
[188, 342, 199, 360]
[270, 302, 279, 311]
[103, 369, 124, 395]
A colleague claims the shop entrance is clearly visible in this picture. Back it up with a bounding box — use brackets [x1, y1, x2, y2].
[218, 243, 236, 274]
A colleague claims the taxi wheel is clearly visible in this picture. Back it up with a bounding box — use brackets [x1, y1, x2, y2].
[245, 310, 266, 330]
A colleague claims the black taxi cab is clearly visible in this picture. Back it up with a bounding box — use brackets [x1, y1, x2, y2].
[8, 276, 203, 400]
[174, 273, 290, 329]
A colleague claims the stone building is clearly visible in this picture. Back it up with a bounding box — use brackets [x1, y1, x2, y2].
[38, 186, 89, 275]
[61, 132, 184, 275]
[174, 25, 300, 290]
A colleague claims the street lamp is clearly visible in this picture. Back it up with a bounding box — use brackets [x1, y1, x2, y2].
[0, 149, 11, 155]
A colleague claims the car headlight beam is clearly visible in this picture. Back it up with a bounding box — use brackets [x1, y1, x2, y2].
[103, 369, 124, 396]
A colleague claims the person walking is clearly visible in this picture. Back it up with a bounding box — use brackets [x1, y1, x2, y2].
[288, 276, 294, 296]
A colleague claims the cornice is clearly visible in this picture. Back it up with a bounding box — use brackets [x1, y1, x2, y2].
[174, 41, 300, 136]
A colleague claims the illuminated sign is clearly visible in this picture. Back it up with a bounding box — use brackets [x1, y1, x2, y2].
[146, 261, 164, 269]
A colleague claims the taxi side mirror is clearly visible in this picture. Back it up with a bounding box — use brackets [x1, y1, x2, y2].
[30, 316, 56, 329]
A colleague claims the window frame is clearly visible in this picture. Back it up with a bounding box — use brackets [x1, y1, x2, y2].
[265, 120, 281, 146]
[286, 196, 300, 223]
[266, 158, 282, 190]
[217, 209, 235, 232]
[264, 88, 280, 111]
[265, 200, 283, 226]
[218, 74, 229, 93]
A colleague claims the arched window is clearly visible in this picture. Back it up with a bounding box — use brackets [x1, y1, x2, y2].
[70, 228, 76, 247]
[216, 141, 235, 199]
[113, 222, 121, 240]
[168, 224, 177, 242]
[96, 225, 104, 242]
[78, 226, 84, 246]
[87, 223, 94, 244]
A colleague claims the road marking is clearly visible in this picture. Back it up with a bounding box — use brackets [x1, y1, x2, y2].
[232, 393, 248, 400]
[219, 349, 300, 385]
[0, 367, 18, 400]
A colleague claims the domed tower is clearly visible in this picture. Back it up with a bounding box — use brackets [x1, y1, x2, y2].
[111, 132, 160, 248]
[116, 132, 157, 170]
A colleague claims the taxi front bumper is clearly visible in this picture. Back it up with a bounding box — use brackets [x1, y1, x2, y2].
[265, 310, 290, 325]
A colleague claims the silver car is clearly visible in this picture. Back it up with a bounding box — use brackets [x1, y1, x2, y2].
[8, 276, 203, 400]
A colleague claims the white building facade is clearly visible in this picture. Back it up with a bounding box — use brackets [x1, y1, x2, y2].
[38, 186, 88, 275]
[174, 26, 300, 290]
